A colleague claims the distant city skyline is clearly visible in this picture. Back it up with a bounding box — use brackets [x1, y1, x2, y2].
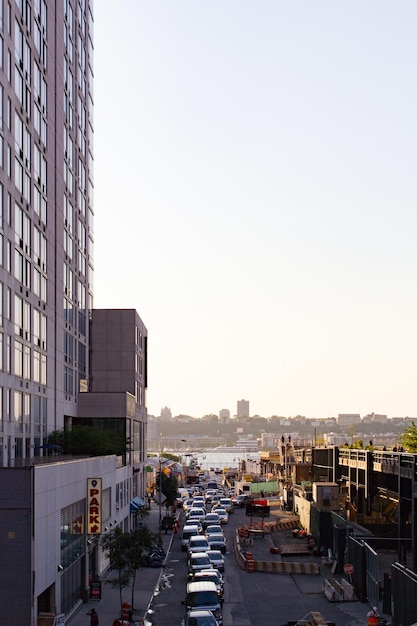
[150, 408, 413, 421]
[93, 2, 417, 420]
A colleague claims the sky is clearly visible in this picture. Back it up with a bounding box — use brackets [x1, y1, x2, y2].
[93, 2, 417, 420]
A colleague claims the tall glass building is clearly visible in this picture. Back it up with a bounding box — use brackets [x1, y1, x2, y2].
[0, 0, 94, 463]
[0, 3, 149, 621]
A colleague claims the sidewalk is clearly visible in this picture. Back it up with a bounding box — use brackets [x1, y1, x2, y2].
[68, 505, 174, 626]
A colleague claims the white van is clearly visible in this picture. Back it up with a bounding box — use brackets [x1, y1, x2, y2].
[182, 581, 223, 625]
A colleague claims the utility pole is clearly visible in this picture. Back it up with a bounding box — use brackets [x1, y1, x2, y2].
[159, 433, 162, 532]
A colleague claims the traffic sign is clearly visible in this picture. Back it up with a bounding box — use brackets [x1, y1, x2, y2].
[344, 563, 354, 574]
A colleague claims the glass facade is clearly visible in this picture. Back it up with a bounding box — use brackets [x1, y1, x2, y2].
[0, 0, 94, 466]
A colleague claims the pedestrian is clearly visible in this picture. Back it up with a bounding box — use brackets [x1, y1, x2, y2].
[367, 606, 379, 622]
[87, 607, 99, 626]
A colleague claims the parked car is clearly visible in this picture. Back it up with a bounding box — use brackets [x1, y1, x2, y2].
[206, 549, 225, 572]
[187, 552, 214, 578]
[181, 609, 219, 626]
[207, 533, 227, 554]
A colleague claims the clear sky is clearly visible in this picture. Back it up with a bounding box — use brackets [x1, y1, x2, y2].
[93, 2, 417, 419]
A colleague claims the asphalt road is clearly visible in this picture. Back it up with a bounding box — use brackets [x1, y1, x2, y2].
[146, 505, 325, 626]
[146, 502, 370, 626]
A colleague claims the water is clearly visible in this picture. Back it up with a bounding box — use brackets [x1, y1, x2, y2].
[194, 448, 259, 471]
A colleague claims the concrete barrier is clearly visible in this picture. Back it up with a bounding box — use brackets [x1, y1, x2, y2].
[263, 519, 301, 533]
[247, 559, 320, 575]
[340, 578, 358, 601]
[323, 578, 337, 601]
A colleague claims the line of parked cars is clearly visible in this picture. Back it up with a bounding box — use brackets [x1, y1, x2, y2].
[179, 485, 230, 626]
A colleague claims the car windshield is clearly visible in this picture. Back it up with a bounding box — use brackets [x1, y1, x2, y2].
[196, 574, 220, 584]
[206, 526, 222, 534]
[187, 591, 219, 607]
[187, 616, 217, 626]
[192, 555, 211, 565]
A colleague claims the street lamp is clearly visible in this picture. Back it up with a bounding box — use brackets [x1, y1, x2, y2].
[159, 434, 163, 533]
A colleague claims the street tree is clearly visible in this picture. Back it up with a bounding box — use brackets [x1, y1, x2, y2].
[158, 470, 178, 508]
[100, 527, 132, 615]
[125, 525, 156, 611]
[101, 524, 157, 615]
[400, 421, 417, 452]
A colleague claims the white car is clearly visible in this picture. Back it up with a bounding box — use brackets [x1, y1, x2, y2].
[182, 610, 219, 626]
[214, 508, 228, 524]
[203, 513, 220, 528]
[205, 524, 223, 537]
[192, 498, 206, 510]
[183, 498, 195, 512]
[207, 549, 225, 572]
[219, 498, 233, 513]
[187, 535, 210, 555]
[187, 508, 206, 523]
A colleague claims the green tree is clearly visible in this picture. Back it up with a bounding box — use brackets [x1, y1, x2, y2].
[100, 524, 157, 616]
[48, 425, 127, 456]
[125, 525, 156, 611]
[400, 421, 417, 452]
[100, 527, 132, 614]
[347, 425, 358, 446]
[158, 471, 178, 507]
[162, 453, 180, 462]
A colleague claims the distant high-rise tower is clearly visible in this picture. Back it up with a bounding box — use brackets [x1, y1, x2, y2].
[161, 406, 172, 419]
[219, 408, 230, 421]
[237, 399, 250, 418]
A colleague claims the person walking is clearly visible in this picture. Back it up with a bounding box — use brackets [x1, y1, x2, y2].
[367, 606, 380, 625]
[87, 607, 99, 626]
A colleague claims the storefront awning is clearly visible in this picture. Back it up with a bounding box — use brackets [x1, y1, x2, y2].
[130, 496, 145, 512]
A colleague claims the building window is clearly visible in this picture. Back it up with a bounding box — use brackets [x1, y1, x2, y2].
[14, 390, 23, 433]
[14, 340, 23, 376]
[33, 349, 40, 382]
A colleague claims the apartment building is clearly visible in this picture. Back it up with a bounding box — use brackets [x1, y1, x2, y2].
[0, 3, 148, 623]
[237, 398, 249, 417]
[0, 0, 94, 465]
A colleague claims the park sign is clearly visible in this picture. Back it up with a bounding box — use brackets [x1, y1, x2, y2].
[87, 478, 102, 534]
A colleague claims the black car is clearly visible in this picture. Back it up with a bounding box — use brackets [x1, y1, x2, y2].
[231, 494, 254, 508]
